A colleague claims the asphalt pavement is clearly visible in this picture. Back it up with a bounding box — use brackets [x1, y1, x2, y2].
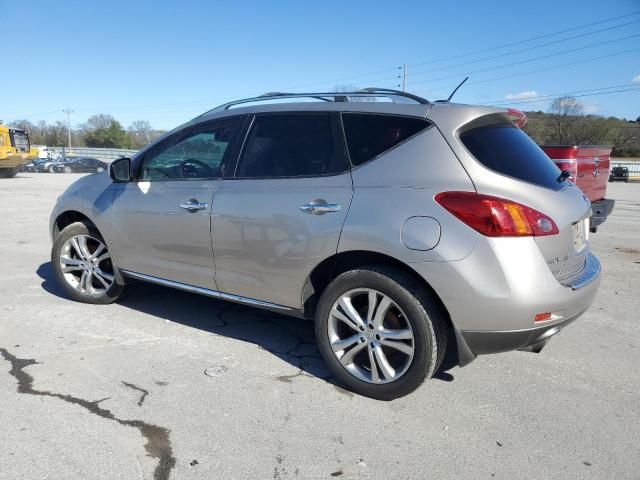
[1, 173, 639, 479]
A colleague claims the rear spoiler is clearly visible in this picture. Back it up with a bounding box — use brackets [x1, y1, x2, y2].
[506, 108, 527, 128]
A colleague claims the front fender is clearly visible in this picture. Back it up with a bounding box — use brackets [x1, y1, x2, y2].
[49, 174, 118, 245]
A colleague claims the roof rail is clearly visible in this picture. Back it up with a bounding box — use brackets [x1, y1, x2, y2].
[200, 88, 430, 115]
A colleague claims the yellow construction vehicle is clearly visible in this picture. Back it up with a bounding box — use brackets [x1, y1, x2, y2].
[0, 121, 37, 178]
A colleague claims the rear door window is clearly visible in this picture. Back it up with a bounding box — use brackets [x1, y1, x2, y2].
[236, 114, 346, 178]
[460, 124, 568, 190]
[341, 113, 431, 166]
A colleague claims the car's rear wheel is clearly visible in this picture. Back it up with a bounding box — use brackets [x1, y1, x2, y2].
[48, 165, 55, 173]
[52, 222, 124, 304]
[315, 265, 447, 400]
[64, 166, 72, 173]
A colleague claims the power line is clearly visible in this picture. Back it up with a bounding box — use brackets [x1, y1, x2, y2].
[283, 66, 402, 91]
[464, 47, 640, 89]
[408, 10, 640, 68]
[5, 109, 64, 119]
[485, 83, 640, 105]
[8, 17, 640, 122]
[410, 47, 640, 100]
[410, 33, 640, 86]
[492, 87, 640, 106]
[408, 19, 640, 78]
[280, 11, 640, 94]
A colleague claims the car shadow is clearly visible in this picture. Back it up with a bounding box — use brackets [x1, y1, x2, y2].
[37, 262, 457, 389]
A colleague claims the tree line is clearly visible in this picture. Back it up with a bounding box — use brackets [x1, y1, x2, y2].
[523, 97, 639, 157]
[8, 115, 165, 150]
[9, 97, 640, 156]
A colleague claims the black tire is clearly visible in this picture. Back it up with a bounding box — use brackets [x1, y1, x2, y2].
[315, 265, 447, 400]
[0, 167, 19, 178]
[48, 165, 55, 173]
[51, 221, 124, 304]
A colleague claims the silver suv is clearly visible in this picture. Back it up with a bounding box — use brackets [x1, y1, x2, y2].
[50, 89, 601, 399]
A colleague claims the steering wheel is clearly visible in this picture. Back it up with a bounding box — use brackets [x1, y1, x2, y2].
[180, 158, 214, 178]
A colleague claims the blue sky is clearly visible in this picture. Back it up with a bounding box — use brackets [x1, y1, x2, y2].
[4, 0, 640, 130]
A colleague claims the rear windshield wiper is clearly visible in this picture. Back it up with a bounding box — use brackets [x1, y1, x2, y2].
[556, 170, 571, 183]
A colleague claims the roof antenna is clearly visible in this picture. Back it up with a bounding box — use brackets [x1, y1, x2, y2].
[445, 77, 469, 102]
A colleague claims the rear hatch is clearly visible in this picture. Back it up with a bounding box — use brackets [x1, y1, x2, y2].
[428, 104, 593, 285]
[541, 145, 611, 202]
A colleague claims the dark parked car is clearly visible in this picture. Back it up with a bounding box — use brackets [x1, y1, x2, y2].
[53, 157, 108, 173]
[21, 159, 41, 172]
[36, 157, 68, 172]
[609, 166, 629, 182]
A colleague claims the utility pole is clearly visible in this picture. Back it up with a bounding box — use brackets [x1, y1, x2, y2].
[62, 108, 73, 153]
[402, 64, 407, 92]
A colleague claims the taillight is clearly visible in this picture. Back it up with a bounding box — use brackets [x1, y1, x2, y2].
[552, 158, 577, 183]
[506, 108, 527, 128]
[434, 191, 559, 237]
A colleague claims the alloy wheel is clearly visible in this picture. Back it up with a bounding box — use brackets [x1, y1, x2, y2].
[328, 288, 415, 384]
[59, 234, 115, 296]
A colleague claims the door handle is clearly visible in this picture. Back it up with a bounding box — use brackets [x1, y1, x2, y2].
[179, 199, 208, 212]
[300, 200, 341, 215]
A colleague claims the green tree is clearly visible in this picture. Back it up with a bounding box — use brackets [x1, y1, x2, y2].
[83, 115, 131, 148]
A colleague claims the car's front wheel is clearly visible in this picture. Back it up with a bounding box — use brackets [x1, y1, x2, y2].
[52, 222, 124, 304]
[64, 166, 72, 173]
[315, 266, 447, 400]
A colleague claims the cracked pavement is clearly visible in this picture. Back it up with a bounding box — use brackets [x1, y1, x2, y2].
[1, 173, 639, 479]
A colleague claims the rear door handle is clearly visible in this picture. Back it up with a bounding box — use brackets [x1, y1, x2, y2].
[179, 199, 208, 212]
[300, 200, 341, 215]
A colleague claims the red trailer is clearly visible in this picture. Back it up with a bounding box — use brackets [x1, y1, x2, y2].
[541, 145, 615, 232]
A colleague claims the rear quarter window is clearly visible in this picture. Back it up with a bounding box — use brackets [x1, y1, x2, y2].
[460, 124, 568, 191]
[342, 113, 431, 166]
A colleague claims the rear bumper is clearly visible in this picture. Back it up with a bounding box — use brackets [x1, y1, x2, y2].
[591, 198, 615, 228]
[410, 238, 602, 365]
[459, 253, 600, 356]
[460, 311, 580, 355]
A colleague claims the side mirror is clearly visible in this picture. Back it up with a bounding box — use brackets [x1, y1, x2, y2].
[110, 157, 131, 182]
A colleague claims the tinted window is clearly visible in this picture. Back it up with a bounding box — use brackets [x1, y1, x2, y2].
[460, 124, 567, 190]
[342, 113, 430, 166]
[9, 130, 30, 152]
[236, 114, 341, 178]
[138, 119, 240, 181]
